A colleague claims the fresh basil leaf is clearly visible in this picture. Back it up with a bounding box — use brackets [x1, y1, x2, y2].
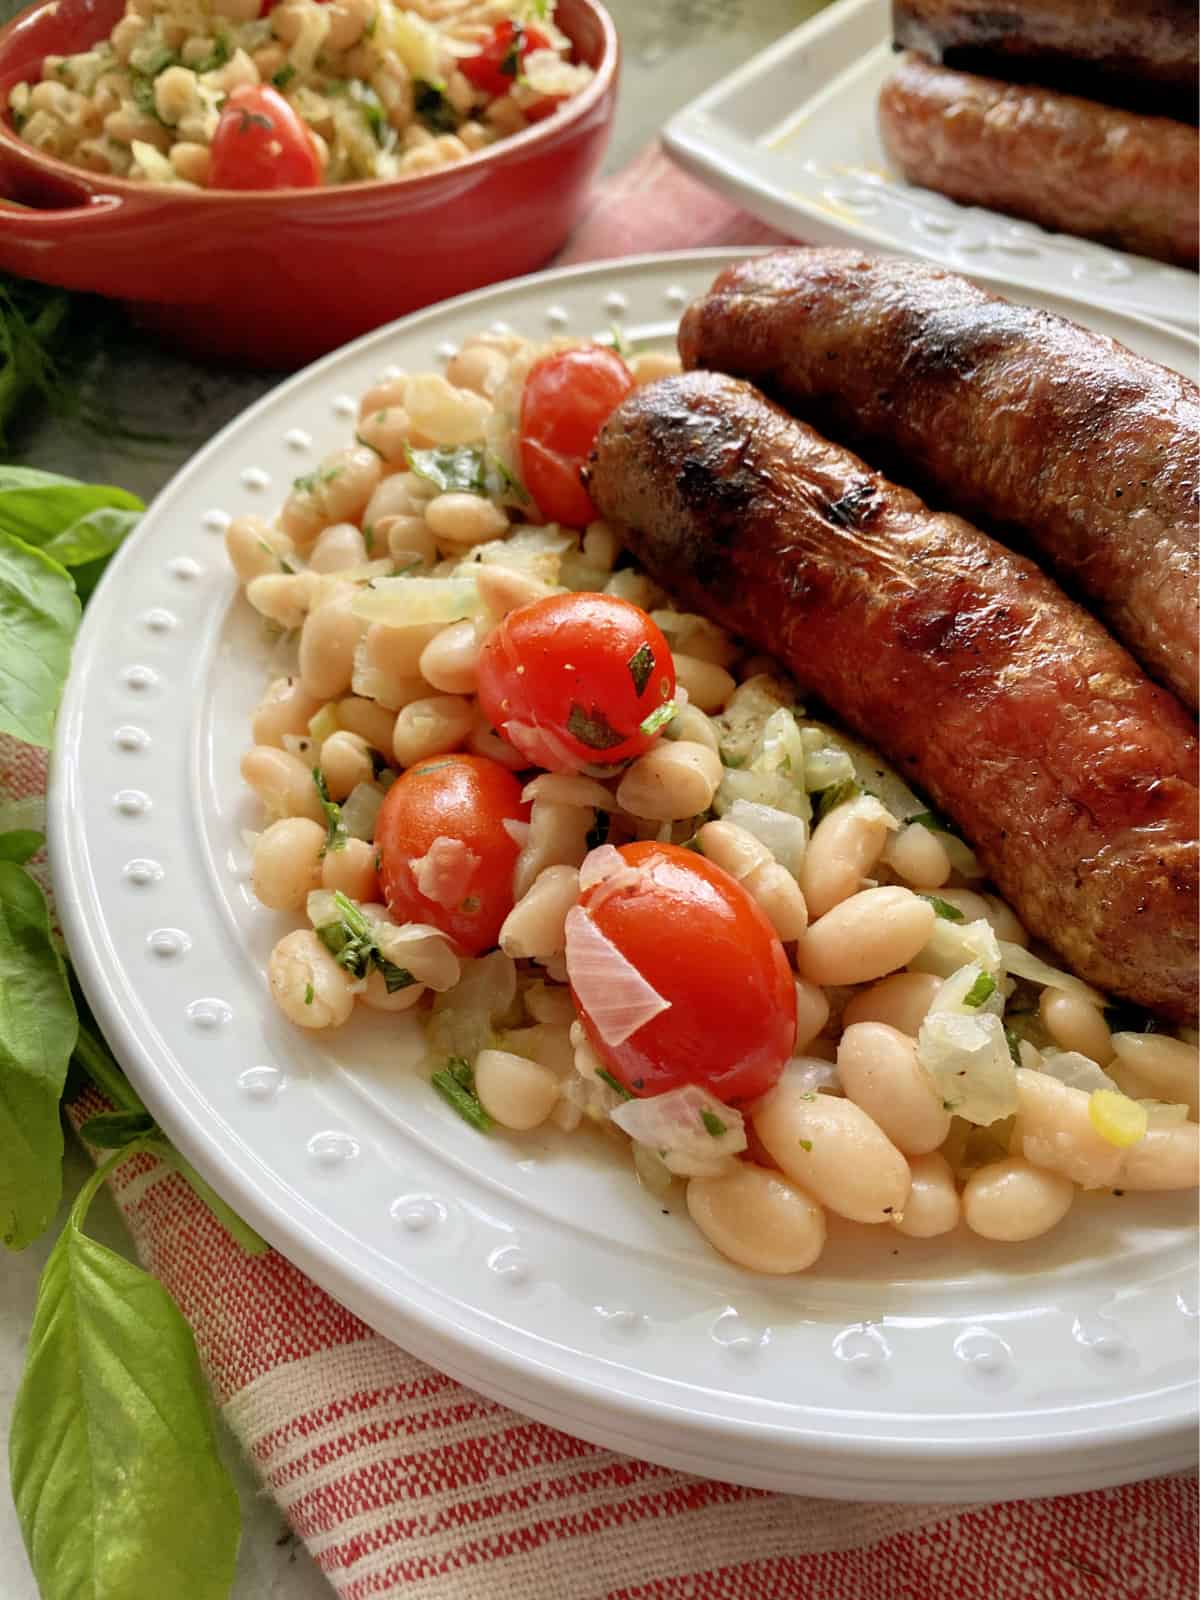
[0, 829, 43, 863]
[78, 1109, 157, 1148]
[9, 1155, 241, 1600]
[627, 641, 654, 696]
[39, 505, 140, 570]
[0, 534, 80, 747]
[920, 893, 965, 922]
[0, 467, 142, 548]
[567, 704, 624, 750]
[0, 862, 76, 1248]
[431, 1057, 492, 1131]
[414, 79, 458, 132]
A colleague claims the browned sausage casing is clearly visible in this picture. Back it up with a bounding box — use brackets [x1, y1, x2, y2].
[586, 371, 1199, 1024]
[879, 54, 1200, 269]
[678, 249, 1200, 711]
[893, 0, 1199, 123]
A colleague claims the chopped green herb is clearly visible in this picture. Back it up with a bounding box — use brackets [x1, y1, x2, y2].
[414, 80, 458, 133]
[605, 322, 631, 359]
[192, 34, 231, 74]
[315, 890, 414, 991]
[272, 63, 297, 90]
[404, 442, 524, 502]
[963, 972, 997, 1007]
[920, 893, 964, 922]
[376, 955, 415, 994]
[907, 809, 953, 834]
[129, 72, 169, 125]
[1003, 1027, 1022, 1067]
[567, 704, 624, 751]
[432, 1058, 492, 1131]
[304, 983, 314, 1006]
[585, 809, 610, 852]
[292, 466, 341, 496]
[362, 523, 375, 554]
[595, 1068, 632, 1099]
[312, 768, 347, 854]
[813, 777, 861, 822]
[700, 1109, 726, 1138]
[500, 21, 525, 77]
[639, 700, 677, 738]
[798, 1138, 813, 1152]
[627, 641, 654, 697]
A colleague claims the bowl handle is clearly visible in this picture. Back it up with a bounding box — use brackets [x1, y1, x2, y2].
[0, 190, 126, 287]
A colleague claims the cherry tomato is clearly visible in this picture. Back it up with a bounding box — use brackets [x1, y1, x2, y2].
[477, 592, 676, 773]
[570, 842, 796, 1103]
[208, 86, 322, 191]
[375, 754, 529, 956]
[518, 344, 634, 527]
[460, 19, 552, 98]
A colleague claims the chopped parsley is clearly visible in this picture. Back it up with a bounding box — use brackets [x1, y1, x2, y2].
[595, 1068, 632, 1100]
[700, 1109, 726, 1138]
[567, 704, 624, 751]
[962, 972, 997, 1007]
[293, 465, 341, 495]
[920, 893, 964, 922]
[500, 22, 525, 78]
[605, 322, 631, 360]
[404, 442, 526, 502]
[1003, 1026, 1022, 1067]
[304, 983, 315, 1006]
[312, 769, 348, 854]
[362, 523, 375, 554]
[192, 34, 231, 74]
[431, 1056, 492, 1131]
[314, 891, 415, 991]
[627, 641, 655, 696]
[414, 79, 458, 133]
[798, 1138, 813, 1152]
[639, 699, 677, 738]
[272, 63, 297, 90]
[813, 777, 861, 822]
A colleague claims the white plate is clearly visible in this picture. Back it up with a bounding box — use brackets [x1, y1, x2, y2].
[51, 250, 1199, 1503]
[663, 0, 1198, 332]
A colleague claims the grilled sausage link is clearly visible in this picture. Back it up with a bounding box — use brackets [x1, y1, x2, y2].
[893, 0, 1199, 123]
[677, 249, 1200, 710]
[879, 54, 1200, 269]
[586, 371, 1199, 1024]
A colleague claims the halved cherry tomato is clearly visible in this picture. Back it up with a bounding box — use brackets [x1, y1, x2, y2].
[518, 344, 634, 527]
[570, 842, 796, 1102]
[208, 85, 322, 191]
[375, 754, 529, 956]
[477, 592, 676, 772]
[460, 19, 552, 98]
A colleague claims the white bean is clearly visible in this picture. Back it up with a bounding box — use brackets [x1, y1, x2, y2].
[252, 677, 323, 748]
[241, 746, 324, 823]
[225, 514, 294, 583]
[1013, 1068, 1123, 1188]
[582, 520, 621, 571]
[1110, 1032, 1199, 1119]
[424, 492, 508, 547]
[356, 620, 441, 703]
[842, 971, 942, 1037]
[696, 819, 770, 882]
[308, 522, 367, 573]
[252, 817, 325, 911]
[245, 572, 318, 630]
[836, 1022, 951, 1156]
[615, 741, 722, 822]
[662, 703, 720, 755]
[362, 471, 426, 523]
[686, 1162, 826, 1274]
[419, 619, 480, 694]
[473, 563, 556, 620]
[379, 514, 437, 567]
[445, 342, 508, 396]
[744, 861, 808, 942]
[499, 865, 580, 961]
[525, 983, 577, 1027]
[630, 350, 683, 386]
[793, 978, 830, 1053]
[797, 886, 936, 988]
[360, 968, 425, 1012]
[474, 1049, 559, 1131]
[317, 445, 382, 524]
[801, 801, 893, 919]
[335, 696, 396, 755]
[671, 653, 735, 713]
[513, 801, 593, 899]
[268, 929, 355, 1029]
[1117, 1122, 1199, 1190]
[892, 1152, 960, 1238]
[319, 730, 373, 801]
[299, 591, 367, 701]
[1039, 987, 1114, 1066]
[752, 1080, 910, 1223]
[392, 695, 474, 768]
[321, 836, 380, 902]
[962, 1157, 1075, 1241]
[884, 821, 951, 890]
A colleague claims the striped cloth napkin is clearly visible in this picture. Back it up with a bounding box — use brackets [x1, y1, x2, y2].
[10, 145, 1198, 1599]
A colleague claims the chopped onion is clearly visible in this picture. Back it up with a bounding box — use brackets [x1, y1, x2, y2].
[563, 906, 670, 1047]
[1038, 1049, 1119, 1095]
[752, 707, 807, 779]
[369, 918, 460, 991]
[131, 139, 177, 184]
[522, 774, 613, 809]
[909, 917, 1001, 979]
[918, 1008, 1017, 1125]
[350, 575, 483, 626]
[341, 782, 383, 842]
[468, 524, 573, 584]
[522, 47, 593, 99]
[714, 766, 811, 823]
[306, 889, 341, 930]
[631, 1142, 675, 1197]
[800, 737, 856, 794]
[999, 942, 1106, 1008]
[411, 835, 480, 908]
[610, 1083, 746, 1176]
[578, 844, 632, 892]
[934, 961, 1004, 1018]
[307, 703, 340, 747]
[725, 799, 808, 877]
[502, 818, 531, 848]
[427, 950, 516, 1058]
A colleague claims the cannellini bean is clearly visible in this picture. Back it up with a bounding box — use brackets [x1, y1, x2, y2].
[1039, 987, 1114, 1066]
[355, 407, 413, 464]
[842, 971, 942, 1037]
[360, 968, 425, 1012]
[663, 703, 720, 755]
[582, 520, 621, 572]
[362, 470, 429, 523]
[696, 819, 771, 882]
[319, 730, 373, 800]
[1110, 1032, 1199, 1119]
[446, 343, 508, 396]
[884, 821, 951, 890]
[753, 1081, 910, 1223]
[357, 619, 441, 697]
[630, 350, 683, 386]
[268, 930, 355, 1029]
[474, 1049, 559, 1131]
[308, 522, 367, 573]
[801, 800, 893, 919]
[1013, 1068, 1123, 1188]
[745, 861, 808, 942]
[473, 563, 556, 619]
[252, 817, 325, 911]
[252, 677, 324, 748]
[424, 491, 508, 547]
[499, 865, 580, 961]
[392, 695, 474, 768]
[525, 984, 577, 1027]
[836, 1022, 951, 1156]
[419, 619, 480, 694]
[169, 141, 211, 185]
[513, 801, 593, 899]
[226, 515, 293, 584]
[241, 746, 325, 823]
[687, 1163, 826, 1274]
[321, 836, 380, 902]
[381, 514, 437, 567]
[616, 740, 722, 822]
[891, 1152, 960, 1238]
[320, 446, 383, 525]
[793, 978, 830, 1053]
[605, 568, 664, 610]
[245, 572, 318, 630]
[962, 1157, 1075, 1241]
[797, 887, 936, 988]
[1117, 1122, 1199, 1190]
[299, 590, 368, 701]
[335, 695, 396, 754]
[671, 653, 735, 713]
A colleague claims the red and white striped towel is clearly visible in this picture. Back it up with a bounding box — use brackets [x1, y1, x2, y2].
[8, 146, 1198, 1599]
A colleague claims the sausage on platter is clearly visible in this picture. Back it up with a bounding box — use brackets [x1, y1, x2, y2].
[586, 370, 1199, 1024]
[891, 0, 1199, 123]
[677, 248, 1200, 710]
[878, 54, 1200, 269]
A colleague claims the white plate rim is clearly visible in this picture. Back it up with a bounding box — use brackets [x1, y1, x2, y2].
[50, 247, 1199, 1503]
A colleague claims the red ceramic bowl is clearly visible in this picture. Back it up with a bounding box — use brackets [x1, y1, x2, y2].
[0, 0, 618, 366]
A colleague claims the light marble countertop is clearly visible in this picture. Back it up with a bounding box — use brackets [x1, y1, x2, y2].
[0, 2, 809, 1594]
